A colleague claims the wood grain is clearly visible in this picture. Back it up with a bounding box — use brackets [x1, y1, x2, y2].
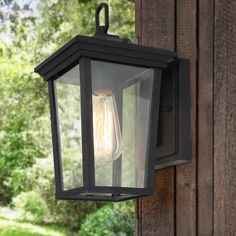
[135, 0, 175, 235]
[135, 0, 142, 44]
[214, 0, 236, 235]
[198, 0, 214, 235]
[175, 0, 197, 235]
[140, 169, 175, 236]
[135, 0, 236, 235]
[141, 0, 175, 50]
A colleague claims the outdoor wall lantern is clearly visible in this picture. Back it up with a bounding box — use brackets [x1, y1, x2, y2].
[34, 3, 191, 201]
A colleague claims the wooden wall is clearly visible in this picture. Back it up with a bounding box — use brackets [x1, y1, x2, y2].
[135, 0, 236, 235]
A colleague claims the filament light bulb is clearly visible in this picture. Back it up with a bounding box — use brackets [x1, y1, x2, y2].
[93, 90, 122, 165]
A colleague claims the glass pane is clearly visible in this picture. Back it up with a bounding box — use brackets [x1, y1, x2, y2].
[91, 60, 154, 188]
[54, 65, 83, 190]
[122, 73, 153, 188]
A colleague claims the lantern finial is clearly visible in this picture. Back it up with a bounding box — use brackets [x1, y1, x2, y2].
[95, 3, 109, 36]
[94, 3, 130, 42]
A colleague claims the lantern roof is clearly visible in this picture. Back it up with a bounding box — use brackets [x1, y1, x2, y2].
[34, 34, 176, 81]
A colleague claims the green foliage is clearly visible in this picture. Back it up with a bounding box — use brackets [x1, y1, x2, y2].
[41, 177, 97, 229]
[79, 201, 135, 236]
[37, 161, 101, 229]
[0, 1, 38, 63]
[13, 158, 102, 229]
[0, 54, 50, 203]
[13, 191, 47, 224]
[33, 0, 135, 62]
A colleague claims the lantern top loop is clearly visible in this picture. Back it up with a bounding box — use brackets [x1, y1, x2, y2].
[94, 3, 130, 42]
[95, 3, 109, 35]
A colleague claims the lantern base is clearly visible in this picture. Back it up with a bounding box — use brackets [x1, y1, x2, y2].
[56, 187, 153, 202]
[155, 59, 191, 169]
[57, 193, 144, 202]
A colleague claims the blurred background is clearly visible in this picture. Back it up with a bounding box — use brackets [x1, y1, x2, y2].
[0, 0, 135, 235]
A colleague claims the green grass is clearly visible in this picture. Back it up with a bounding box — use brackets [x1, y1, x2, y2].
[0, 207, 72, 236]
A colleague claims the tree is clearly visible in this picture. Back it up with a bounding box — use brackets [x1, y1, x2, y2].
[0, 47, 50, 203]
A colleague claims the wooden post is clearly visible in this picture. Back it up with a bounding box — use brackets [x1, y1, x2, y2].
[136, 0, 236, 235]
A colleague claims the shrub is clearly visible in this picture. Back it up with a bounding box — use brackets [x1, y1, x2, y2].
[13, 191, 48, 224]
[79, 201, 135, 236]
[28, 157, 102, 229]
[41, 177, 101, 230]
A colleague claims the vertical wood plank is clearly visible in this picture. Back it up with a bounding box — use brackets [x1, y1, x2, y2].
[214, 0, 236, 235]
[141, 0, 175, 50]
[135, 0, 175, 235]
[198, 0, 214, 235]
[135, 0, 142, 44]
[140, 169, 175, 236]
[175, 0, 197, 235]
[135, 2, 143, 235]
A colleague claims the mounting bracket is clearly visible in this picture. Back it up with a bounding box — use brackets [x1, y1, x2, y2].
[155, 59, 191, 169]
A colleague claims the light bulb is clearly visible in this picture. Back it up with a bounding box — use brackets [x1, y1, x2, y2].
[93, 90, 122, 165]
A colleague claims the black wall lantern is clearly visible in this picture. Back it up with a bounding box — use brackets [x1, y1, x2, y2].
[34, 3, 191, 201]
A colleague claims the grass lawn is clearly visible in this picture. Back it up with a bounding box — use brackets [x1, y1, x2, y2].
[0, 207, 72, 236]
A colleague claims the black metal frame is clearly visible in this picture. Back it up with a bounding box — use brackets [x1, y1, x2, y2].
[155, 59, 191, 169]
[34, 3, 191, 201]
[45, 55, 162, 201]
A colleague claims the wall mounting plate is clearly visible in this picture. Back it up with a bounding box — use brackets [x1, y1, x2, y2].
[155, 59, 191, 170]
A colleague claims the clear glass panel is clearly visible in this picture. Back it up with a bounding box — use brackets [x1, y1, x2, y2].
[91, 60, 154, 188]
[54, 65, 83, 190]
[122, 75, 153, 188]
